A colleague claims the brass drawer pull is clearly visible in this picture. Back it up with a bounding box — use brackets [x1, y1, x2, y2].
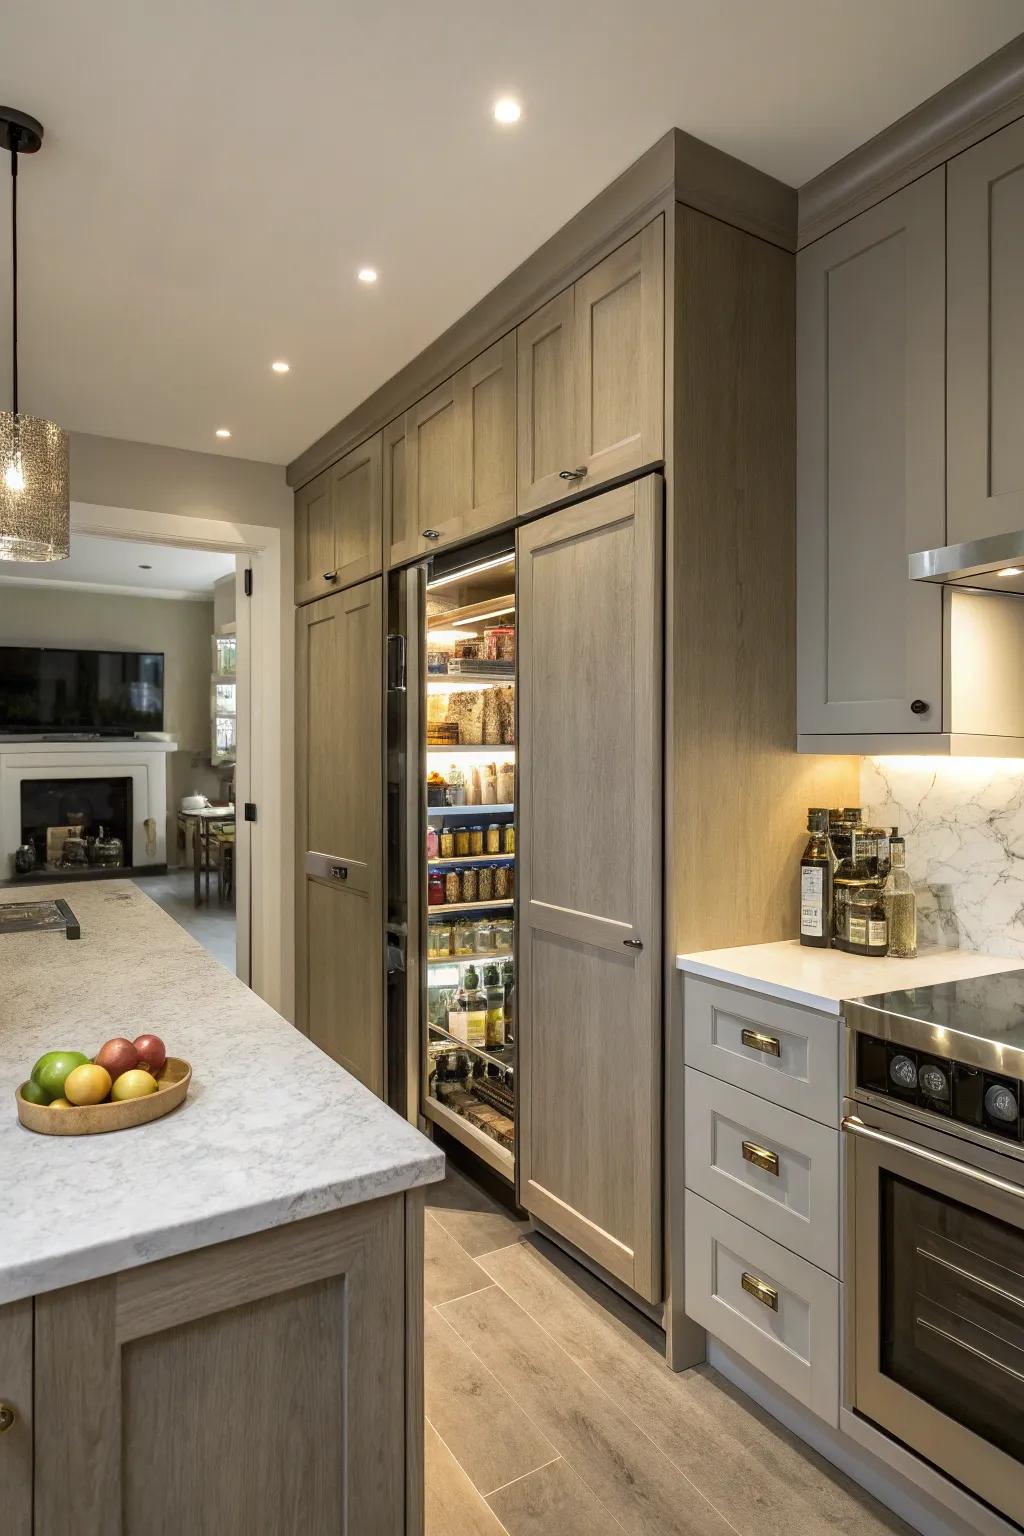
[741, 1272, 778, 1311]
[742, 1140, 780, 1176]
[740, 1028, 781, 1057]
[0, 1403, 15, 1433]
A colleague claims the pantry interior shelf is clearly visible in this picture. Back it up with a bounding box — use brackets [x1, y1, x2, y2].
[426, 743, 516, 756]
[429, 1021, 515, 1069]
[424, 1094, 514, 1180]
[426, 671, 515, 687]
[427, 948, 515, 965]
[429, 898, 515, 915]
[427, 595, 515, 630]
[427, 804, 514, 818]
[429, 854, 514, 866]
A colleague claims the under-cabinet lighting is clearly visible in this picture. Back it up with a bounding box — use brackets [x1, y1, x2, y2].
[426, 628, 480, 643]
[997, 566, 1024, 577]
[450, 605, 515, 627]
[426, 553, 514, 590]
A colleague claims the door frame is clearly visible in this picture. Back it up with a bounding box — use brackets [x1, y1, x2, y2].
[68, 501, 291, 1018]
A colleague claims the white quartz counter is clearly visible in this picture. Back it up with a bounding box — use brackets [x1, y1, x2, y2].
[0, 881, 443, 1304]
[676, 939, 1023, 1014]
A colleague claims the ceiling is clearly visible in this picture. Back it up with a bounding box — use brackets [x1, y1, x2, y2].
[0, 534, 234, 597]
[0, 1, 1021, 468]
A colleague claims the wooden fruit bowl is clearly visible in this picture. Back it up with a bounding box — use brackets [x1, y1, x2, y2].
[15, 1058, 192, 1136]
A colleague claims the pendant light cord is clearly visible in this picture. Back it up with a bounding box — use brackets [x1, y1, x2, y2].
[10, 129, 17, 417]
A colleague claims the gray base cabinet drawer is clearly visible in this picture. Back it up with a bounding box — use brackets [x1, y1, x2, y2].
[685, 1070, 840, 1274]
[684, 976, 838, 1125]
[684, 1191, 840, 1425]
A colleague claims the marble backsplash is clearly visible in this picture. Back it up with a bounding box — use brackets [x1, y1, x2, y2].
[862, 757, 1024, 958]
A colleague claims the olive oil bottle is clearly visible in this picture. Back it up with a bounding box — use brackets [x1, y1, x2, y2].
[800, 808, 834, 948]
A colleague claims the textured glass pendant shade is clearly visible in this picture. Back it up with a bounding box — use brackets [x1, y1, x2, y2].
[0, 409, 70, 560]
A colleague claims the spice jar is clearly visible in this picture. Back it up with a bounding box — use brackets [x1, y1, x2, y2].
[445, 870, 461, 905]
[439, 826, 455, 859]
[478, 865, 494, 902]
[486, 823, 501, 854]
[502, 823, 515, 854]
[468, 825, 484, 856]
[426, 826, 439, 859]
[461, 867, 478, 903]
[454, 827, 470, 857]
[494, 864, 510, 899]
[428, 871, 445, 907]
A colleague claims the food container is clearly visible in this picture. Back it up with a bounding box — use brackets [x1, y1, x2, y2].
[427, 773, 447, 806]
[475, 921, 494, 952]
[428, 871, 445, 907]
[497, 762, 514, 803]
[454, 827, 470, 857]
[484, 626, 516, 662]
[439, 827, 455, 859]
[454, 920, 476, 956]
[427, 721, 459, 747]
[444, 870, 461, 905]
[494, 865, 510, 899]
[481, 766, 497, 805]
[502, 824, 515, 854]
[486, 824, 501, 854]
[426, 826, 439, 859]
[468, 825, 484, 856]
[478, 865, 494, 902]
[461, 867, 478, 903]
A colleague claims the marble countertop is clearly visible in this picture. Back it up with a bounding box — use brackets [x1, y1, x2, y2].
[676, 939, 1022, 1015]
[0, 881, 443, 1304]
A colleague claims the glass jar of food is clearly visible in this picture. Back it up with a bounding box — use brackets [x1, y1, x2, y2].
[493, 918, 513, 951]
[428, 871, 445, 907]
[494, 864, 510, 899]
[426, 826, 439, 859]
[468, 825, 484, 856]
[454, 827, 470, 857]
[474, 920, 493, 952]
[454, 920, 476, 956]
[502, 823, 515, 854]
[439, 826, 455, 859]
[485, 823, 501, 854]
[478, 865, 494, 902]
[434, 923, 453, 958]
[445, 870, 461, 905]
[461, 867, 478, 904]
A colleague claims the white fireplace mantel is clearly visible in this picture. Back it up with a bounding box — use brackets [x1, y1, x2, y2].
[0, 738, 178, 876]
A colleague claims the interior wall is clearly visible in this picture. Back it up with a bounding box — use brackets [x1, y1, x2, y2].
[0, 585, 218, 861]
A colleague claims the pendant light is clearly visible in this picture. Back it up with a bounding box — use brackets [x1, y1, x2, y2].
[0, 107, 69, 562]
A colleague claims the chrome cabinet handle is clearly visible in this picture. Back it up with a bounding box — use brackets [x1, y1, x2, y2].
[422, 529, 441, 540]
[740, 1028, 781, 1057]
[322, 569, 338, 582]
[843, 1116, 1024, 1202]
[741, 1272, 778, 1311]
[0, 1403, 15, 1433]
[742, 1140, 780, 1176]
[623, 937, 643, 950]
[558, 467, 588, 481]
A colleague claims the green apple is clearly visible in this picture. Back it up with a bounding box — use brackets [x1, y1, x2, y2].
[20, 1079, 52, 1106]
[31, 1051, 90, 1101]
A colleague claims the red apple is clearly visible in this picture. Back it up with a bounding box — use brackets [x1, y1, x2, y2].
[94, 1037, 139, 1079]
[133, 1033, 167, 1076]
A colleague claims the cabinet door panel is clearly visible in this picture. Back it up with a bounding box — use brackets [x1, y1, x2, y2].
[294, 469, 335, 605]
[384, 412, 415, 567]
[574, 220, 664, 490]
[797, 170, 945, 735]
[406, 376, 468, 556]
[296, 581, 384, 1095]
[517, 476, 662, 1301]
[0, 1299, 31, 1536]
[948, 116, 1024, 542]
[516, 287, 576, 514]
[462, 332, 516, 539]
[330, 432, 382, 588]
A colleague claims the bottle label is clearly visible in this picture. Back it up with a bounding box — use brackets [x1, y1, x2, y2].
[868, 918, 887, 949]
[800, 866, 824, 936]
[848, 913, 867, 946]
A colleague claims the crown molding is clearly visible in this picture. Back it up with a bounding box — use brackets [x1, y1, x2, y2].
[798, 32, 1024, 248]
[0, 575, 213, 602]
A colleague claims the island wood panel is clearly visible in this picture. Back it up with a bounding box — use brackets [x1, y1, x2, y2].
[296, 579, 385, 1095]
[516, 287, 577, 514]
[384, 412, 414, 566]
[33, 1196, 416, 1536]
[947, 115, 1024, 543]
[574, 217, 664, 489]
[329, 430, 383, 589]
[0, 1298, 32, 1536]
[461, 331, 516, 540]
[294, 467, 335, 604]
[405, 374, 469, 556]
[517, 476, 663, 1302]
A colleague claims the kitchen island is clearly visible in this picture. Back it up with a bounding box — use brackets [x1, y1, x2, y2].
[0, 880, 443, 1536]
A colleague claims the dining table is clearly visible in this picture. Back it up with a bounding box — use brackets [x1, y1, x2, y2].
[179, 804, 235, 907]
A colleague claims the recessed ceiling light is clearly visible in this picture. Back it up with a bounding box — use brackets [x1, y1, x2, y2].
[138, 564, 152, 570]
[271, 360, 290, 374]
[357, 267, 378, 284]
[997, 566, 1024, 577]
[215, 428, 231, 439]
[493, 96, 521, 125]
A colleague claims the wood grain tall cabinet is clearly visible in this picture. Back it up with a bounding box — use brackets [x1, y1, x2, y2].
[288, 130, 857, 1363]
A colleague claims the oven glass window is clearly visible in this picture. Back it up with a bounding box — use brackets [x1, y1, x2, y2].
[881, 1173, 1024, 1461]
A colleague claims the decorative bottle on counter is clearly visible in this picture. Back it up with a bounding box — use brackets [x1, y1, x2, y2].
[846, 886, 889, 956]
[883, 833, 917, 958]
[799, 808, 834, 948]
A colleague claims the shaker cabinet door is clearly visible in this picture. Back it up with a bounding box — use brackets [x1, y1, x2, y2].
[0, 1299, 31, 1536]
[329, 431, 383, 590]
[797, 169, 945, 736]
[383, 412, 415, 567]
[296, 580, 384, 1095]
[405, 375, 469, 558]
[948, 116, 1024, 544]
[573, 219, 664, 491]
[517, 475, 663, 1302]
[516, 287, 577, 514]
[461, 331, 516, 540]
[294, 468, 335, 605]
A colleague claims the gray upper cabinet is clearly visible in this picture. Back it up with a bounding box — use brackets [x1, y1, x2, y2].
[797, 169, 945, 738]
[517, 287, 578, 515]
[948, 116, 1024, 544]
[295, 434, 382, 604]
[294, 469, 334, 605]
[383, 413, 412, 568]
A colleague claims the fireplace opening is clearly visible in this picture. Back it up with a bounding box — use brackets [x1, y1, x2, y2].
[20, 777, 133, 871]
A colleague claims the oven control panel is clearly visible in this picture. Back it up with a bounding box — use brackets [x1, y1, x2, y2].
[856, 1034, 1024, 1141]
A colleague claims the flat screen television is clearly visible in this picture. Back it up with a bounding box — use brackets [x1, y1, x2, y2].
[0, 647, 165, 736]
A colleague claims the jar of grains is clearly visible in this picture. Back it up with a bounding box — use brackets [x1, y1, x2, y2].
[502, 823, 515, 854]
[439, 826, 455, 859]
[444, 870, 461, 905]
[486, 824, 501, 854]
[454, 827, 470, 857]
[478, 865, 494, 902]
[468, 825, 484, 856]
[494, 865, 510, 899]
[461, 867, 478, 903]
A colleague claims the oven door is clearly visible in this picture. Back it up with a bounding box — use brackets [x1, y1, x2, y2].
[844, 1101, 1024, 1527]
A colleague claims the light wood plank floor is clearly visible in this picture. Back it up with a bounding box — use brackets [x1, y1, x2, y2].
[425, 1163, 913, 1536]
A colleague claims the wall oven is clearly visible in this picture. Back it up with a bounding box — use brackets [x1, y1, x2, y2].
[844, 976, 1024, 1530]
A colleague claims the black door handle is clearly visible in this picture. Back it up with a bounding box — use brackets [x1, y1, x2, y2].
[623, 937, 643, 950]
[910, 699, 930, 715]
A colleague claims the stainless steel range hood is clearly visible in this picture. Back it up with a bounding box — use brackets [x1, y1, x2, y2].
[910, 531, 1024, 593]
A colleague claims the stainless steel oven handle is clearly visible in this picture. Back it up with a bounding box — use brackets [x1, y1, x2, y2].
[843, 1115, 1024, 1204]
